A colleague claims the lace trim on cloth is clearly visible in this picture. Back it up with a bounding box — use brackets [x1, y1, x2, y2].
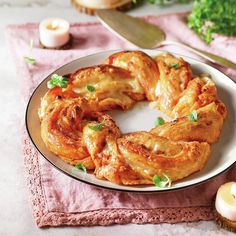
[22, 129, 213, 227]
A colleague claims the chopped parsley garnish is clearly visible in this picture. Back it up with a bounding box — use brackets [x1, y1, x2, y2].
[24, 56, 36, 65]
[75, 163, 87, 173]
[167, 63, 180, 69]
[47, 74, 68, 89]
[155, 117, 165, 126]
[88, 123, 103, 131]
[188, 110, 198, 122]
[172, 63, 180, 69]
[153, 174, 172, 188]
[86, 85, 95, 92]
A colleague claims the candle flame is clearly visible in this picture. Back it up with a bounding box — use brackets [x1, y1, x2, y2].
[51, 20, 59, 30]
[231, 183, 236, 198]
[47, 20, 59, 31]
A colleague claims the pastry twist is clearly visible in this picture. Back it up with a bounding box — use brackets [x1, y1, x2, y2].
[39, 51, 227, 185]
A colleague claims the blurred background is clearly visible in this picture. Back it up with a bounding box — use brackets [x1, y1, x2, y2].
[0, 0, 71, 6]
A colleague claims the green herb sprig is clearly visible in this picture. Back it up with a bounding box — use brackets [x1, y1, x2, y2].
[75, 163, 87, 173]
[47, 74, 68, 89]
[188, 110, 198, 122]
[24, 56, 36, 65]
[172, 64, 180, 69]
[88, 123, 103, 131]
[155, 117, 165, 126]
[188, 0, 236, 44]
[153, 174, 172, 188]
[86, 85, 95, 92]
[167, 63, 180, 69]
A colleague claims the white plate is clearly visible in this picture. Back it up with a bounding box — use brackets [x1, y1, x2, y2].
[26, 49, 236, 192]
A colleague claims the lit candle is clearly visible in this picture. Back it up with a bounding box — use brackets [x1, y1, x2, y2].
[39, 18, 70, 48]
[215, 182, 236, 221]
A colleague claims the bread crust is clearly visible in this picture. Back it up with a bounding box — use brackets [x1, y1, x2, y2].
[39, 51, 227, 186]
[39, 64, 145, 120]
[151, 102, 226, 144]
[105, 51, 160, 101]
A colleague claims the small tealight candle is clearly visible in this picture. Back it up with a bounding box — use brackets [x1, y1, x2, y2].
[39, 18, 70, 48]
[215, 182, 236, 221]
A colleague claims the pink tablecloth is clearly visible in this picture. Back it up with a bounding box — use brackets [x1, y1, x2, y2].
[5, 12, 236, 227]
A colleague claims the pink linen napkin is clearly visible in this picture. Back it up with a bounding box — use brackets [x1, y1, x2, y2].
[5, 12, 236, 227]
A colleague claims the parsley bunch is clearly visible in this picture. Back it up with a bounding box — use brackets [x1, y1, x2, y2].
[188, 0, 236, 44]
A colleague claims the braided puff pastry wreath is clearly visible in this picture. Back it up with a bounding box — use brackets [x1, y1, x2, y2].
[38, 51, 227, 186]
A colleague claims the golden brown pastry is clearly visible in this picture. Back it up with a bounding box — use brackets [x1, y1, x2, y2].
[154, 53, 192, 117]
[119, 132, 210, 183]
[151, 102, 227, 144]
[38, 50, 227, 186]
[172, 74, 219, 118]
[70, 64, 145, 110]
[87, 135, 152, 185]
[39, 65, 145, 120]
[84, 132, 210, 185]
[83, 128, 145, 185]
[40, 98, 120, 169]
[105, 50, 160, 100]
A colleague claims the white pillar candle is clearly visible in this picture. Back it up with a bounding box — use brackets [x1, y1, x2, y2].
[39, 18, 70, 48]
[215, 182, 236, 221]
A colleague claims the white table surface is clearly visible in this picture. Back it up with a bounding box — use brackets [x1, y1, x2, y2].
[0, 2, 234, 236]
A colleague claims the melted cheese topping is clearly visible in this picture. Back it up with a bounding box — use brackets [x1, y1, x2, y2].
[120, 146, 156, 178]
[71, 66, 144, 110]
[73, 78, 141, 95]
[155, 83, 161, 97]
